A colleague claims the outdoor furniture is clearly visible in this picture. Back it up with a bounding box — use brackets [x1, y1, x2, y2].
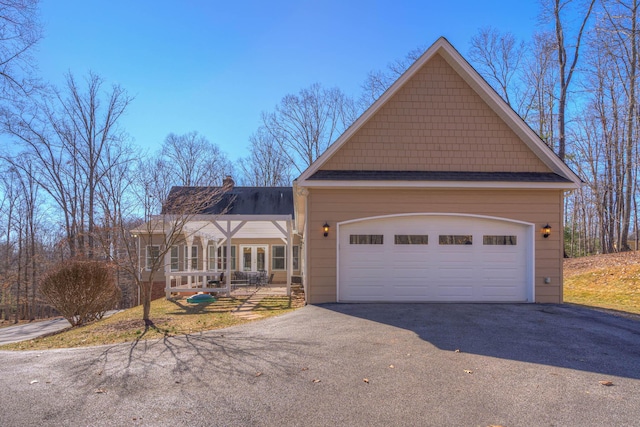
[207, 271, 224, 287]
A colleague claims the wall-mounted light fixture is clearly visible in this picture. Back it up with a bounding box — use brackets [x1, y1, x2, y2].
[542, 224, 551, 238]
[323, 222, 330, 237]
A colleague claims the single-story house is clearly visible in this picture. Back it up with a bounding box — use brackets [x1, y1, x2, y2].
[136, 37, 581, 304]
[132, 182, 301, 299]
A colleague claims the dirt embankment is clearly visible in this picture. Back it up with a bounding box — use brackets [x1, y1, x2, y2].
[564, 251, 640, 276]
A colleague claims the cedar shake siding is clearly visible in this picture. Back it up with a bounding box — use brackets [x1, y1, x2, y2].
[321, 53, 551, 173]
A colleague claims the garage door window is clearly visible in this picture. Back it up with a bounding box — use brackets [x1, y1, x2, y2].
[439, 235, 472, 245]
[350, 235, 384, 244]
[394, 235, 429, 244]
[483, 235, 517, 245]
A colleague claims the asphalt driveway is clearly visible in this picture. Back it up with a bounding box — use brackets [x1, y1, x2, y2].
[0, 303, 639, 426]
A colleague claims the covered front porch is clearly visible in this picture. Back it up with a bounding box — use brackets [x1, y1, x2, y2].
[161, 214, 297, 298]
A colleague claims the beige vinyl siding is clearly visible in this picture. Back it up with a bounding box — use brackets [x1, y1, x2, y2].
[305, 188, 563, 304]
[321, 53, 550, 173]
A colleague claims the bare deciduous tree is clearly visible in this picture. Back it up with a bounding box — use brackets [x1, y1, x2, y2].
[469, 27, 528, 112]
[262, 83, 357, 174]
[160, 131, 233, 187]
[3, 72, 132, 259]
[0, 0, 42, 100]
[359, 46, 425, 108]
[545, 0, 597, 160]
[239, 126, 292, 186]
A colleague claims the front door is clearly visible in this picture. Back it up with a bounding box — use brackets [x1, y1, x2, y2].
[241, 245, 268, 272]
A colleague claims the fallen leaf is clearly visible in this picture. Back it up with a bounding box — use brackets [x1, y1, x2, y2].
[312, 379, 321, 383]
[363, 378, 370, 384]
[95, 389, 107, 394]
[389, 365, 395, 369]
[301, 367, 309, 371]
[464, 369, 473, 374]
[30, 380, 38, 385]
[255, 372, 263, 377]
[599, 380, 614, 386]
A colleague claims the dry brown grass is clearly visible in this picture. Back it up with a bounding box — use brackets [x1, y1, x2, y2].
[564, 252, 640, 315]
[0, 294, 303, 351]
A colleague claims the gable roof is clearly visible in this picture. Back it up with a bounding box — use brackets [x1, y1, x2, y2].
[295, 37, 581, 189]
[163, 186, 294, 217]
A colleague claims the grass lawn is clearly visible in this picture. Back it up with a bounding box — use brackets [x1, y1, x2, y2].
[564, 252, 640, 315]
[0, 294, 302, 351]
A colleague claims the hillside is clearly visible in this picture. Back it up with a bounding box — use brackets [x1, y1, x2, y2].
[564, 252, 640, 316]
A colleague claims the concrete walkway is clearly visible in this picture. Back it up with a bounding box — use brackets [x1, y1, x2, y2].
[0, 311, 121, 345]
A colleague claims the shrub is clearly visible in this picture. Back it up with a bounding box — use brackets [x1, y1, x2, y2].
[41, 260, 121, 327]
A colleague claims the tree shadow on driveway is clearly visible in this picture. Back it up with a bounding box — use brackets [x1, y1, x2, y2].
[317, 302, 640, 380]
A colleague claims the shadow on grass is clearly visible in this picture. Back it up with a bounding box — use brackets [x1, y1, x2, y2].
[166, 297, 245, 315]
[253, 296, 293, 311]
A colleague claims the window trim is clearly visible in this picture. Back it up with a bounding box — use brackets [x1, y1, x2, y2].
[184, 245, 199, 270]
[216, 245, 237, 271]
[438, 235, 473, 245]
[349, 234, 384, 245]
[394, 234, 429, 245]
[272, 245, 286, 271]
[292, 245, 300, 271]
[170, 246, 179, 271]
[483, 235, 517, 245]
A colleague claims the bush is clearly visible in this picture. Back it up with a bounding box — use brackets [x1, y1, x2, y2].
[41, 260, 121, 327]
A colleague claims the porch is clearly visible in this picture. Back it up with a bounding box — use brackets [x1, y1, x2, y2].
[160, 214, 300, 299]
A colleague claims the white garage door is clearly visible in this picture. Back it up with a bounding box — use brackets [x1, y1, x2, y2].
[338, 214, 533, 302]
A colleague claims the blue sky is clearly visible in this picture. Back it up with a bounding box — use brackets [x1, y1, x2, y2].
[37, 0, 541, 163]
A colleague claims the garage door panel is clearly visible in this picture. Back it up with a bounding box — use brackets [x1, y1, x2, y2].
[339, 215, 531, 302]
[436, 285, 474, 298]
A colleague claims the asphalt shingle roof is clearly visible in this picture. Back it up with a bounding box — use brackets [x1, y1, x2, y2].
[162, 186, 294, 216]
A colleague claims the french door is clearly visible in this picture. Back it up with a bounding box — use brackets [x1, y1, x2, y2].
[241, 245, 268, 272]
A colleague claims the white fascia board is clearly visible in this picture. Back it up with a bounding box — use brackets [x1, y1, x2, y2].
[299, 180, 580, 190]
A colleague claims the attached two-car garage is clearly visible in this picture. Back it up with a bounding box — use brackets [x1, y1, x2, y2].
[337, 214, 534, 302]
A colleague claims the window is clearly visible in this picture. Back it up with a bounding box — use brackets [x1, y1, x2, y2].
[271, 245, 300, 271]
[439, 235, 472, 245]
[184, 245, 198, 270]
[395, 235, 429, 245]
[146, 245, 160, 270]
[217, 245, 237, 270]
[272, 245, 286, 270]
[349, 235, 384, 244]
[293, 245, 300, 271]
[483, 235, 517, 245]
[170, 246, 179, 271]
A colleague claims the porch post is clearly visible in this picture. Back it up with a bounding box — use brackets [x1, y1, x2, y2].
[164, 246, 171, 299]
[185, 235, 194, 287]
[286, 219, 292, 297]
[226, 221, 232, 296]
[202, 237, 209, 272]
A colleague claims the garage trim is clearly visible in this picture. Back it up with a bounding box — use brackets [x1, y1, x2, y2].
[336, 213, 535, 302]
